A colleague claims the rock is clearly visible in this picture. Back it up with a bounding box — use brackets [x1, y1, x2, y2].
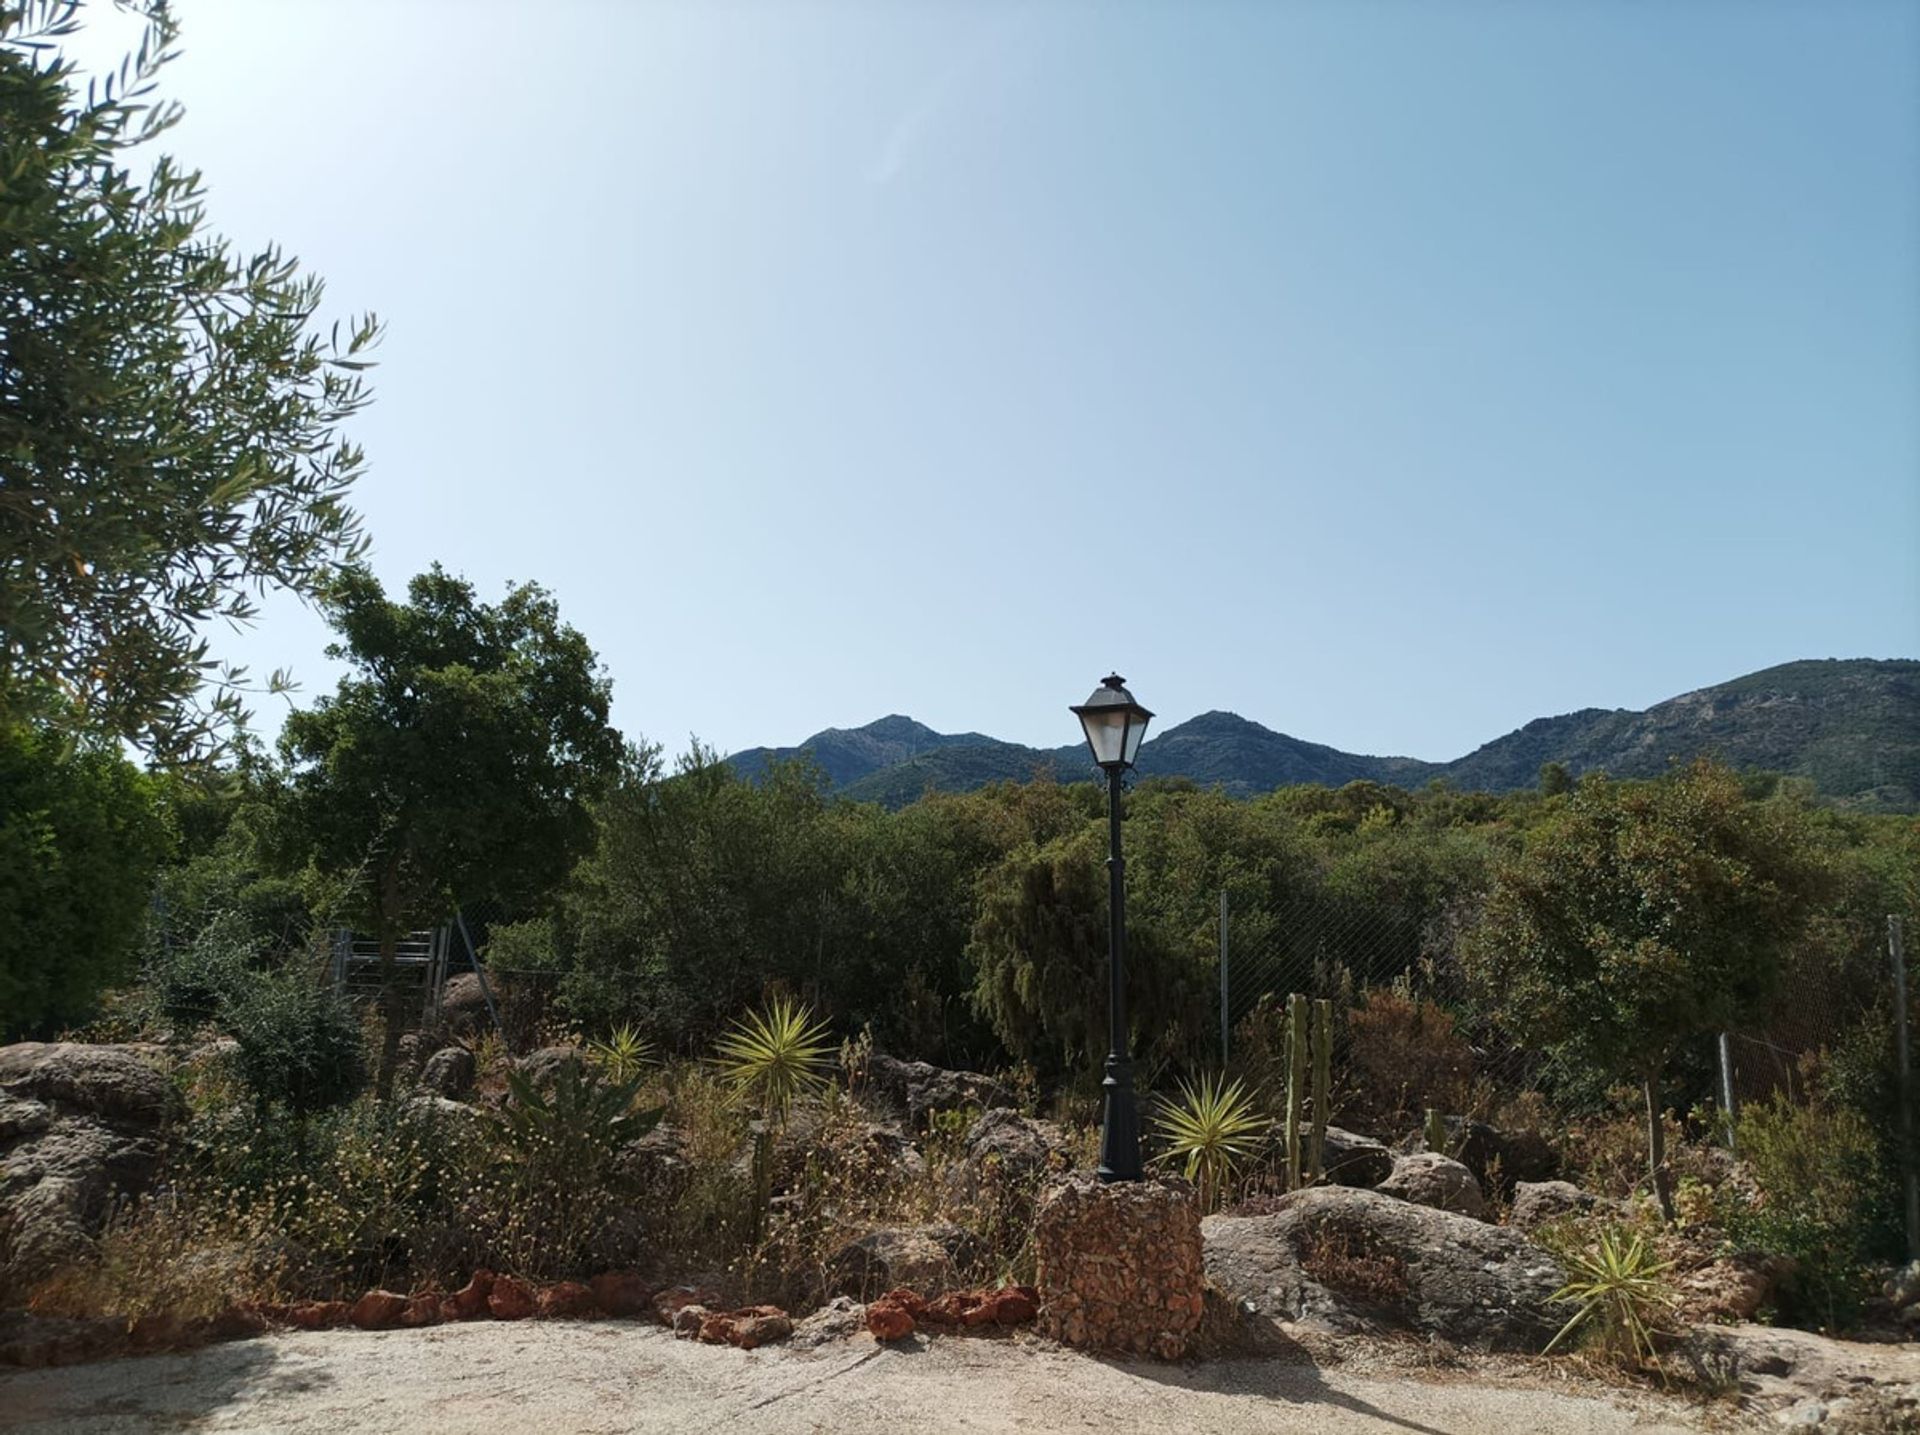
[0, 1043, 181, 1287]
[535, 1281, 597, 1318]
[1035, 1173, 1206, 1360]
[696, 1305, 792, 1349]
[619, 1122, 694, 1193]
[865, 1054, 1013, 1126]
[1886, 1260, 1920, 1311]
[440, 972, 494, 1036]
[1677, 1253, 1791, 1324]
[400, 1294, 442, 1328]
[487, 1276, 535, 1320]
[1678, 1324, 1920, 1424]
[1509, 1180, 1604, 1229]
[654, 1284, 724, 1325]
[1378, 1152, 1486, 1219]
[444, 1270, 495, 1320]
[590, 1270, 656, 1318]
[791, 1295, 866, 1349]
[865, 1290, 919, 1341]
[955, 1108, 1072, 1188]
[829, 1223, 972, 1298]
[285, 1300, 351, 1330]
[920, 1285, 1039, 1328]
[1318, 1127, 1394, 1188]
[1202, 1186, 1565, 1350]
[673, 1304, 710, 1338]
[1402, 1116, 1557, 1196]
[127, 1312, 190, 1351]
[419, 1045, 476, 1098]
[349, 1290, 409, 1330]
[517, 1046, 584, 1090]
[0, 1311, 126, 1368]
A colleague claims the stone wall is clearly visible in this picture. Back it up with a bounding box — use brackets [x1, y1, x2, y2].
[1033, 1172, 1204, 1360]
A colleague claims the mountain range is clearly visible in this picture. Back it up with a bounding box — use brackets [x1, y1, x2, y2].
[726, 659, 1920, 810]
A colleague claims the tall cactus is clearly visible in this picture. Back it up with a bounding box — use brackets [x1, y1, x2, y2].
[1425, 1106, 1447, 1156]
[1284, 992, 1307, 1190]
[1307, 997, 1331, 1185]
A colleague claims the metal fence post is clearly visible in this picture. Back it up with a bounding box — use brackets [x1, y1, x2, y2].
[1219, 889, 1230, 1064]
[1717, 1031, 1739, 1154]
[1891, 914, 1918, 1261]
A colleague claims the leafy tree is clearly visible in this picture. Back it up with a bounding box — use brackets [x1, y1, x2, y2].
[0, 722, 171, 1038]
[0, 2, 378, 761]
[1464, 760, 1826, 1219]
[275, 565, 621, 1096]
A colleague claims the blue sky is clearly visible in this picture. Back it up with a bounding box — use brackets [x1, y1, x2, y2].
[101, 1, 1920, 760]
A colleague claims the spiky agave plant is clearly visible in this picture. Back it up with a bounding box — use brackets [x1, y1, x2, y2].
[1543, 1227, 1677, 1371]
[714, 996, 834, 1120]
[588, 1022, 654, 1086]
[1151, 1073, 1267, 1210]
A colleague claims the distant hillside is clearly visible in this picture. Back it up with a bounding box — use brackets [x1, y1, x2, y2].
[728, 659, 1920, 810]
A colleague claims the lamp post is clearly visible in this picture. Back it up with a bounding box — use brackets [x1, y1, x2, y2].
[1071, 673, 1154, 1183]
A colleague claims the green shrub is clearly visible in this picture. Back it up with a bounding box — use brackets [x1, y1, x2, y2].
[1718, 1091, 1885, 1330]
[221, 971, 367, 1117]
[0, 726, 171, 1039]
[149, 911, 256, 1032]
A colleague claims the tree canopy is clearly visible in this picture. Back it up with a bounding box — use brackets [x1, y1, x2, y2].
[0, 1, 377, 761]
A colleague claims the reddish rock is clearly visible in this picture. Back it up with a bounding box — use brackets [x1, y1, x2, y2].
[877, 1287, 927, 1318]
[209, 1303, 271, 1340]
[672, 1305, 710, 1338]
[488, 1276, 536, 1321]
[286, 1301, 350, 1331]
[726, 1307, 792, 1350]
[590, 1271, 656, 1318]
[653, 1285, 723, 1325]
[349, 1290, 410, 1330]
[988, 1287, 1039, 1325]
[400, 1295, 443, 1328]
[535, 1282, 597, 1319]
[921, 1290, 984, 1326]
[445, 1270, 496, 1321]
[865, 1293, 918, 1342]
[128, 1312, 188, 1350]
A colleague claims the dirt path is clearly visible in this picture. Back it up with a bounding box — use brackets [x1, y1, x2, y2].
[0, 1322, 1720, 1435]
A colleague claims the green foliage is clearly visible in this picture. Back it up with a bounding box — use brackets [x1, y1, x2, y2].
[1151, 1073, 1265, 1209]
[493, 1064, 660, 1182]
[220, 970, 366, 1118]
[1718, 1090, 1885, 1329]
[0, 2, 379, 761]
[1543, 1227, 1676, 1368]
[588, 1023, 654, 1084]
[0, 724, 171, 1038]
[714, 997, 834, 1118]
[274, 564, 622, 1093]
[148, 909, 254, 1032]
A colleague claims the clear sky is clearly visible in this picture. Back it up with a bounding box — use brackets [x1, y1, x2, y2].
[91, 0, 1920, 760]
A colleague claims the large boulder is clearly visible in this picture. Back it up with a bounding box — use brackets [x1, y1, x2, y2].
[439, 972, 494, 1037]
[419, 1045, 475, 1099]
[864, 1055, 1012, 1127]
[960, 1108, 1071, 1179]
[516, 1045, 584, 1090]
[0, 1044, 181, 1288]
[1401, 1116, 1557, 1196]
[828, 1223, 976, 1298]
[1202, 1186, 1565, 1351]
[1378, 1152, 1486, 1219]
[1508, 1179, 1607, 1230]
[1318, 1127, 1394, 1188]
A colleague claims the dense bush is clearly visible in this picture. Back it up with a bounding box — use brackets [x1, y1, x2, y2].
[1718, 1090, 1887, 1329]
[0, 725, 171, 1039]
[221, 970, 367, 1118]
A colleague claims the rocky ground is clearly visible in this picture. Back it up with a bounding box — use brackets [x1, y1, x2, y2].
[0, 1319, 1729, 1435]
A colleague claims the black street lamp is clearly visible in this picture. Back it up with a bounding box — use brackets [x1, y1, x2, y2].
[1070, 673, 1154, 1183]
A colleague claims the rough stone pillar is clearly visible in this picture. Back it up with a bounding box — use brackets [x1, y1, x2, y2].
[1033, 1172, 1205, 1359]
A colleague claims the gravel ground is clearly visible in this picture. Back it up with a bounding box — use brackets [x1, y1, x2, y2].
[0, 1322, 1719, 1435]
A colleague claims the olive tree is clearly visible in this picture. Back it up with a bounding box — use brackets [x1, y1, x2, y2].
[1465, 760, 1825, 1220]
[275, 566, 622, 1096]
[0, 2, 378, 762]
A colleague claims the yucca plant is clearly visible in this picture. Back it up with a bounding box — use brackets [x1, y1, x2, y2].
[1543, 1227, 1676, 1371]
[494, 1063, 661, 1181]
[714, 996, 834, 1119]
[1152, 1073, 1267, 1210]
[588, 1023, 654, 1085]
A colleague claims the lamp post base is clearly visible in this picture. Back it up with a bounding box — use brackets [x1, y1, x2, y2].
[1096, 1054, 1142, 1183]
